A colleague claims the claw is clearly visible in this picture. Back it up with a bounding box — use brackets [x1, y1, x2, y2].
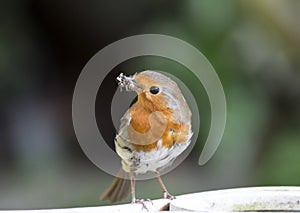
[132, 198, 153, 211]
[163, 192, 176, 200]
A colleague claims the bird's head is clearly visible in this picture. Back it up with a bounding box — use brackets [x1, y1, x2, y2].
[117, 71, 191, 121]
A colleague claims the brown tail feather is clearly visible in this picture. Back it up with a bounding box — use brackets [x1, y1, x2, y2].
[100, 169, 131, 203]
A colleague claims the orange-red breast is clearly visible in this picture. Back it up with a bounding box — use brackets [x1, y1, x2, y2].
[101, 71, 192, 205]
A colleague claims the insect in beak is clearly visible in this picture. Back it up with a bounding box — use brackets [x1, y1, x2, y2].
[117, 73, 142, 93]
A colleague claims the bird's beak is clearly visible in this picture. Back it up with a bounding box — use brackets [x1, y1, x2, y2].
[116, 73, 142, 93]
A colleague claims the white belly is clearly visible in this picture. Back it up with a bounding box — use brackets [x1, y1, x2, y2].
[116, 134, 192, 174]
[133, 140, 190, 174]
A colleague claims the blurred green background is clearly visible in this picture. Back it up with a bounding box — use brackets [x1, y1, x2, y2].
[1, 0, 300, 210]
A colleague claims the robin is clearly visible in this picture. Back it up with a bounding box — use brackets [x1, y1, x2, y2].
[101, 71, 192, 206]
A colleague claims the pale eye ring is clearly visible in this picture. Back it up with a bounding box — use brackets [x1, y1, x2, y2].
[149, 86, 160, 94]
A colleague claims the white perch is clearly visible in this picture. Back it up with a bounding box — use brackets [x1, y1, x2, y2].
[1, 187, 300, 212]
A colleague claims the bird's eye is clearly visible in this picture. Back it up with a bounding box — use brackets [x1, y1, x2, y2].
[149, 86, 160, 94]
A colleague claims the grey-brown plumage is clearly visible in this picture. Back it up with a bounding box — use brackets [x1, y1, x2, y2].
[100, 169, 131, 203]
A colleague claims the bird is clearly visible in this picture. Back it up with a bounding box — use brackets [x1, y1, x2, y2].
[101, 70, 192, 207]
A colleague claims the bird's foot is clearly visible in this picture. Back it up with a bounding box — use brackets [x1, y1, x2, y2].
[163, 191, 176, 200]
[132, 198, 153, 211]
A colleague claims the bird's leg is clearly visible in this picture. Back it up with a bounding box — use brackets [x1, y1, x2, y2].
[130, 173, 152, 211]
[156, 173, 176, 200]
[130, 172, 136, 203]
